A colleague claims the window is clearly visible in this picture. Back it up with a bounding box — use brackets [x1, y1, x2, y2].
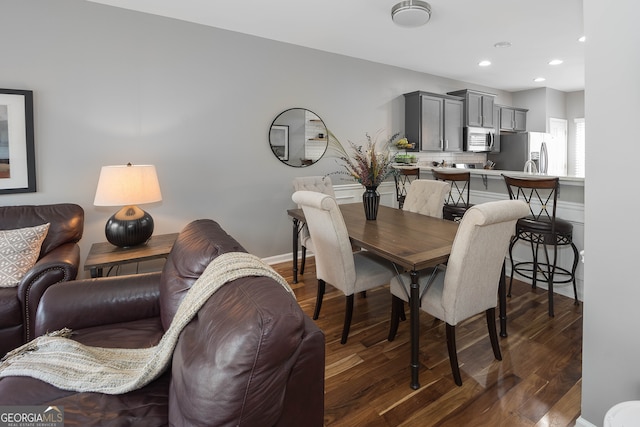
[571, 118, 585, 177]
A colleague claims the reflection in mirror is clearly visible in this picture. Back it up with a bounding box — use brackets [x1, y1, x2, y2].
[269, 108, 328, 167]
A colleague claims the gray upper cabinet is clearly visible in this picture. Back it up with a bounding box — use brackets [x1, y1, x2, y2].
[514, 109, 527, 131]
[444, 98, 464, 152]
[448, 89, 496, 128]
[492, 104, 501, 153]
[404, 91, 463, 152]
[499, 106, 528, 132]
[419, 94, 443, 151]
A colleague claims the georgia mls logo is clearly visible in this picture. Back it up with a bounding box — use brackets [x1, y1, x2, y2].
[0, 405, 64, 427]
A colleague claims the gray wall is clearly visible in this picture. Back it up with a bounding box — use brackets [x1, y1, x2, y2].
[512, 88, 548, 132]
[0, 0, 513, 273]
[581, 0, 640, 425]
[546, 88, 568, 122]
[512, 87, 585, 134]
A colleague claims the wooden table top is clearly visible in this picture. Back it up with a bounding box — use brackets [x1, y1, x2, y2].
[287, 203, 458, 271]
[84, 232, 179, 271]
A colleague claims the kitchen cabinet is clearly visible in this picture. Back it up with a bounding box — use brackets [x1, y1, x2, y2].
[404, 91, 464, 152]
[448, 89, 496, 128]
[499, 106, 528, 132]
[492, 104, 501, 153]
[444, 98, 464, 152]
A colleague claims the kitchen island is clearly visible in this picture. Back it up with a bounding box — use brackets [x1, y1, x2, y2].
[395, 164, 584, 202]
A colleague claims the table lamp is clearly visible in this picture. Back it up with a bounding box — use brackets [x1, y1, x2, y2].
[94, 163, 162, 247]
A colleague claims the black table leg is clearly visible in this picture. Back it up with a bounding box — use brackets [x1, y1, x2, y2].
[410, 269, 420, 389]
[499, 261, 507, 337]
[292, 218, 299, 284]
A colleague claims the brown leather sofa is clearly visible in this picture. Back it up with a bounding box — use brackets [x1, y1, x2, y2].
[0, 219, 325, 426]
[0, 203, 84, 357]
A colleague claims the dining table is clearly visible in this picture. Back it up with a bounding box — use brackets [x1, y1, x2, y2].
[287, 202, 509, 389]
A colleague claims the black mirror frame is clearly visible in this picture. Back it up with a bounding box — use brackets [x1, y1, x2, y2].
[269, 108, 328, 168]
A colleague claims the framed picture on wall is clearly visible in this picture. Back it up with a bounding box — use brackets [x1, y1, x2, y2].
[269, 125, 289, 161]
[0, 88, 35, 194]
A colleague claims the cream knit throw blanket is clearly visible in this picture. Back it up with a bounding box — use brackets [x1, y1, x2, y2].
[0, 252, 294, 394]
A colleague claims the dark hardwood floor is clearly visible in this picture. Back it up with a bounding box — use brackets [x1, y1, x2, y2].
[273, 257, 583, 427]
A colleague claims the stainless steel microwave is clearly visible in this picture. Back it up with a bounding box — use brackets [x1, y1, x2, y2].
[464, 127, 495, 152]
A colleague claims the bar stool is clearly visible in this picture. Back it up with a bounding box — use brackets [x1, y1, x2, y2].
[502, 175, 580, 317]
[394, 167, 420, 209]
[432, 170, 473, 222]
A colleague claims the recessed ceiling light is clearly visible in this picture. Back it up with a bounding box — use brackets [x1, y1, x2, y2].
[578, 36, 586, 42]
[494, 41, 512, 48]
[549, 59, 563, 65]
[534, 77, 546, 82]
[478, 60, 491, 67]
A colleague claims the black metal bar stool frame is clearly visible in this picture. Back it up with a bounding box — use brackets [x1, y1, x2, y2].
[394, 168, 420, 209]
[432, 170, 473, 222]
[502, 174, 580, 317]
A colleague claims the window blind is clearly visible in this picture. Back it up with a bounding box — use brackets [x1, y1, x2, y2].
[572, 118, 585, 177]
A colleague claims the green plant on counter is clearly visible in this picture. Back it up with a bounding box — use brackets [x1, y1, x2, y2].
[395, 153, 417, 164]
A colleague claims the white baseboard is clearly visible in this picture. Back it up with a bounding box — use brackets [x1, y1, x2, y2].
[574, 416, 596, 427]
[262, 252, 299, 266]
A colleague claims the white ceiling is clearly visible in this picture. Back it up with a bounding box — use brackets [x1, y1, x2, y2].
[87, 0, 585, 93]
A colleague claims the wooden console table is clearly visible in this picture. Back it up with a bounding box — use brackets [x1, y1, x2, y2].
[84, 233, 179, 278]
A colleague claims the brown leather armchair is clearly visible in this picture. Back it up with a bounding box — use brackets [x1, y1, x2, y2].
[0, 203, 84, 357]
[0, 219, 325, 427]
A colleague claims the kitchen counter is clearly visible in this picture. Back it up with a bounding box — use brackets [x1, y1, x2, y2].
[394, 164, 584, 186]
[393, 163, 584, 203]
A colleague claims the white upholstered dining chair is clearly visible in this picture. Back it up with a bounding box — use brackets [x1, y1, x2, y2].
[402, 179, 451, 218]
[292, 176, 335, 276]
[292, 190, 396, 344]
[388, 199, 529, 385]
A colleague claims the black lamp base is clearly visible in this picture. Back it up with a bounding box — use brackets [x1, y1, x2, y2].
[105, 205, 154, 248]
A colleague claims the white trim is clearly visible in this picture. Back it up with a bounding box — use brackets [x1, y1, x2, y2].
[574, 416, 596, 427]
[263, 253, 296, 266]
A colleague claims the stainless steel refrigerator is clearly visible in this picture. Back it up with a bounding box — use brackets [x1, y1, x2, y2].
[487, 132, 554, 173]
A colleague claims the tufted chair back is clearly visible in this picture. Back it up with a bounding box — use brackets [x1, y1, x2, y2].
[402, 179, 451, 218]
[292, 176, 336, 276]
[292, 191, 355, 293]
[293, 176, 335, 198]
[441, 200, 529, 324]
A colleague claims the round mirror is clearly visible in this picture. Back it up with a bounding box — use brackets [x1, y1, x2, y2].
[269, 108, 328, 167]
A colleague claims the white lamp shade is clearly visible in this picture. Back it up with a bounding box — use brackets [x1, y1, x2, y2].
[94, 164, 162, 206]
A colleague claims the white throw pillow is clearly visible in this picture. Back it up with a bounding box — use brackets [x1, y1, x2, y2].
[0, 223, 50, 288]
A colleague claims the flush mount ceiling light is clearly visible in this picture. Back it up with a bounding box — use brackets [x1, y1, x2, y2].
[549, 59, 564, 65]
[478, 60, 492, 67]
[391, 1, 432, 27]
